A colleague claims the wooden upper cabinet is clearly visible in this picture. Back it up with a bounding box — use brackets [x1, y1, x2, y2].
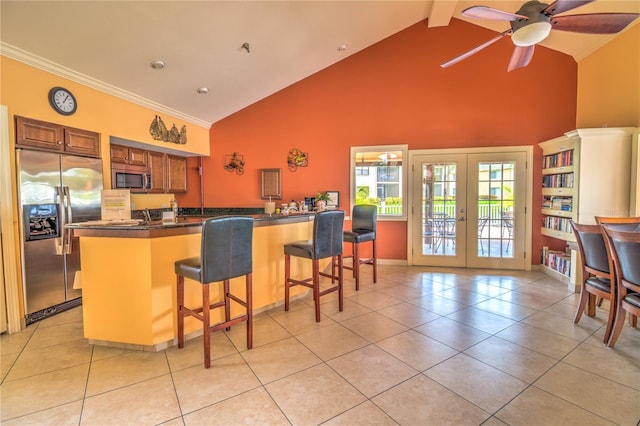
[166, 154, 187, 193]
[147, 150, 166, 193]
[110, 144, 146, 166]
[15, 116, 100, 157]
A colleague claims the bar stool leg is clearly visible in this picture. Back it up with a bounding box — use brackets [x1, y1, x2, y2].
[372, 239, 377, 283]
[177, 275, 185, 348]
[284, 254, 291, 311]
[312, 259, 321, 322]
[338, 254, 344, 312]
[246, 273, 253, 349]
[224, 279, 231, 331]
[202, 283, 211, 369]
[353, 242, 360, 291]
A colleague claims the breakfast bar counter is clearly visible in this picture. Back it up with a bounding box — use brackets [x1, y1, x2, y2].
[68, 213, 318, 350]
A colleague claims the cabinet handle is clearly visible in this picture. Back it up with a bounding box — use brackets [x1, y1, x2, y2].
[57, 140, 63, 145]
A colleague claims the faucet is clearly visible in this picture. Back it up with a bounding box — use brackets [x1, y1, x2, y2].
[143, 208, 152, 224]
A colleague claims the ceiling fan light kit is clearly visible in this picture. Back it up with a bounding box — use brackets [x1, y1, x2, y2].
[442, 0, 639, 71]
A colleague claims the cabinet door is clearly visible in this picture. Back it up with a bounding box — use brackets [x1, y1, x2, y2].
[147, 150, 166, 193]
[15, 116, 64, 152]
[64, 126, 100, 157]
[127, 147, 146, 166]
[110, 144, 129, 164]
[166, 155, 187, 193]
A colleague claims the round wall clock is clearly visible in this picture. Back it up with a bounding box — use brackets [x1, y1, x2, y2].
[48, 87, 77, 115]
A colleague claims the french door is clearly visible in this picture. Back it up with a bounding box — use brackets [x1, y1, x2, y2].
[410, 149, 528, 270]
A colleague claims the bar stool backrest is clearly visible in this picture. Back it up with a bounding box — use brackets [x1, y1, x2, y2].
[352, 205, 377, 234]
[313, 210, 344, 259]
[201, 216, 254, 283]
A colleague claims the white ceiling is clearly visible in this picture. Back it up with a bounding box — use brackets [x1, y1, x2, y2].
[1, 1, 638, 127]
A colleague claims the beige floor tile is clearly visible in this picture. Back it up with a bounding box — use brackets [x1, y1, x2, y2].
[373, 374, 490, 425]
[415, 317, 491, 351]
[563, 341, 640, 390]
[523, 310, 602, 341]
[321, 297, 372, 321]
[346, 290, 404, 311]
[1, 352, 19, 382]
[409, 294, 466, 315]
[23, 321, 85, 350]
[327, 344, 418, 398]
[183, 387, 288, 425]
[37, 307, 83, 328]
[90, 345, 136, 362]
[173, 353, 261, 415]
[535, 362, 640, 425]
[376, 302, 440, 327]
[446, 306, 516, 334]
[496, 322, 580, 359]
[271, 304, 336, 335]
[425, 353, 527, 413]
[226, 314, 291, 349]
[0, 364, 89, 421]
[495, 386, 615, 425]
[457, 282, 512, 296]
[464, 336, 557, 383]
[473, 298, 537, 320]
[340, 312, 408, 343]
[0, 327, 35, 356]
[376, 329, 458, 371]
[586, 326, 640, 360]
[495, 290, 561, 310]
[240, 336, 321, 384]
[1, 400, 83, 426]
[296, 322, 368, 360]
[81, 375, 180, 425]
[322, 400, 397, 425]
[376, 284, 431, 302]
[265, 363, 365, 425]
[85, 350, 170, 396]
[471, 276, 526, 290]
[165, 330, 239, 372]
[435, 287, 492, 305]
[5, 339, 92, 381]
[429, 272, 474, 287]
[481, 416, 510, 426]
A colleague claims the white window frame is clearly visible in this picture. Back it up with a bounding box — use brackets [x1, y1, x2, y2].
[349, 144, 408, 221]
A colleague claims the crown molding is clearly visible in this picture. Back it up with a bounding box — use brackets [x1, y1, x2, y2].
[1, 42, 212, 128]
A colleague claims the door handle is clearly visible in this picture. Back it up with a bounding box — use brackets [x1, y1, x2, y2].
[54, 186, 65, 255]
[457, 217, 466, 222]
[63, 187, 73, 254]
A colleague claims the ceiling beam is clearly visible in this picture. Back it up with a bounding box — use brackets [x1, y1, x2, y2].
[428, 0, 458, 28]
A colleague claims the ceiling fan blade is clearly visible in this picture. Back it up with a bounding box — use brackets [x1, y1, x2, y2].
[551, 13, 640, 34]
[462, 6, 527, 21]
[441, 30, 511, 69]
[542, 0, 595, 16]
[507, 45, 535, 72]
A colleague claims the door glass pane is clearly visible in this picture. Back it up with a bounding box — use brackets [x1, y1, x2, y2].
[422, 162, 457, 256]
[477, 161, 514, 258]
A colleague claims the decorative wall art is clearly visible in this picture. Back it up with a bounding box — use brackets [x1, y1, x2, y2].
[149, 115, 187, 144]
[224, 153, 245, 175]
[287, 148, 308, 171]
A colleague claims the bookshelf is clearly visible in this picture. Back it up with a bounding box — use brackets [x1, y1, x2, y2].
[539, 127, 634, 289]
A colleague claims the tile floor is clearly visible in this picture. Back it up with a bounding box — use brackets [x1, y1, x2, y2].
[1, 265, 639, 425]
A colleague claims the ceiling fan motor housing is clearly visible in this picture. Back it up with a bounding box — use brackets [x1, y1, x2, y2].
[511, 1, 553, 46]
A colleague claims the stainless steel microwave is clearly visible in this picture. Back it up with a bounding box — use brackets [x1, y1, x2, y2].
[111, 164, 151, 192]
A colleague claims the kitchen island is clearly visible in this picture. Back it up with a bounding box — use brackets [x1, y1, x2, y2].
[68, 213, 319, 350]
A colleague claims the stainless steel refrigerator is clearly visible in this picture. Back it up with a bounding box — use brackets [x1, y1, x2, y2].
[16, 149, 103, 324]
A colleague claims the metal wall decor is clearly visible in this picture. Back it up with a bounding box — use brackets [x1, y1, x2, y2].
[149, 115, 187, 144]
[224, 152, 245, 175]
[287, 148, 308, 171]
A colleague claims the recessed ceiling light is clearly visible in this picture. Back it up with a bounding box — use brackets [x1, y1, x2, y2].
[196, 87, 209, 94]
[338, 44, 348, 51]
[150, 60, 166, 70]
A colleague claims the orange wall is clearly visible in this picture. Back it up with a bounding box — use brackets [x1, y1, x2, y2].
[181, 19, 578, 261]
[576, 25, 640, 128]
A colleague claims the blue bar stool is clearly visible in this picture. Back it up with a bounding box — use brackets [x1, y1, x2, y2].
[342, 204, 377, 291]
[175, 216, 254, 368]
[284, 210, 344, 322]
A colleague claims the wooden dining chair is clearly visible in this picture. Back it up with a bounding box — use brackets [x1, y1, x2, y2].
[569, 221, 616, 343]
[600, 226, 640, 348]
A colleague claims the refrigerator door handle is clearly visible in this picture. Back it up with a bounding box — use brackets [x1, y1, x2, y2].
[54, 186, 65, 255]
[63, 187, 73, 254]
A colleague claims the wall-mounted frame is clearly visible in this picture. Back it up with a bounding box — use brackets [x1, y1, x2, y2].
[326, 191, 339, 208]
[261, 168, 282, 200]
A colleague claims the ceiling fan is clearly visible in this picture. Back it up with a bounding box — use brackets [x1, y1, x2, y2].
[441, 0, 640, 71]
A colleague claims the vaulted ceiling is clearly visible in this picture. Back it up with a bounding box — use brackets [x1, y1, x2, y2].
[1, 1, 638, 126]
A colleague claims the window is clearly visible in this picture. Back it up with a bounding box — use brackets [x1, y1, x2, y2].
[350, 145, 407, 219]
